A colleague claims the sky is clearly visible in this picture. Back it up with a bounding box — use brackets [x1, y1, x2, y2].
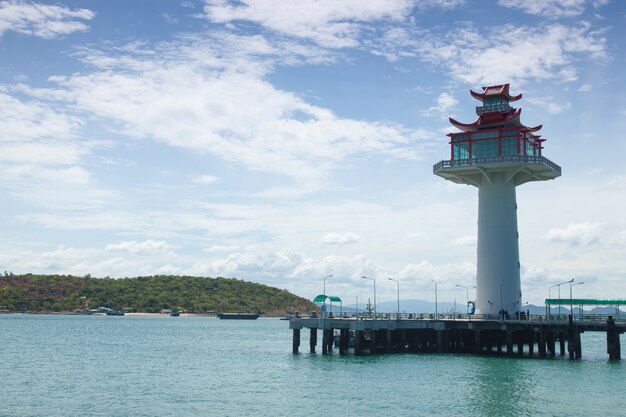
[1, 0, 626, 307]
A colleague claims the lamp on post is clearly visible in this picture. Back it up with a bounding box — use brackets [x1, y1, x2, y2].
[556, 278, 574, 319]
[323, 274, 333, 295]
[456, 284, 469, 315]
[548, 283, 559, 320]
[388, 277, 400, 319]
[431, 279, 438, 319]
[570, 280, 584, 319]
[322, 274, 333, 318]
[361, 276, 376, 319]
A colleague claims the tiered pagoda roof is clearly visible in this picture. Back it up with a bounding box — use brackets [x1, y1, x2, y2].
[469, 84, 522, 102]
[449, 84, 542, 133]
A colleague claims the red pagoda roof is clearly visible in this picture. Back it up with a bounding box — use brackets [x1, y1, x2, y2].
[470, 84, 522, 102]
[450, 84, 542, 133]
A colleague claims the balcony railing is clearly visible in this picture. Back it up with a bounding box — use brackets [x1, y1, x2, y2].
[433, 155, 562, 175]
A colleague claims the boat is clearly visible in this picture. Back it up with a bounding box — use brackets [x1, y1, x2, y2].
[217, 313, 260, 320]
[105, 310, 125, 316]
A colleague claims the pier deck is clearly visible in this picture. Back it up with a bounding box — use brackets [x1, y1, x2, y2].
[289, 314, 625, 360]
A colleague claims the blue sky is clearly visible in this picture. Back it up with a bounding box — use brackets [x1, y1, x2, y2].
[1, 0, 625, 306]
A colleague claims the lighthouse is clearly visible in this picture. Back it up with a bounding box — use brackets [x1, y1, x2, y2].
[433, 84, 561, 316]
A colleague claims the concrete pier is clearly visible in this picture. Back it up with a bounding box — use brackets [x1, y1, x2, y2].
[290, 315, 625, 360]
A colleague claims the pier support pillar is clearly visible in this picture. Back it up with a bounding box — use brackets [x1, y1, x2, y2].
[473, 330, 481, 355]
[568, 315, 576, 360]
[292, 329, 300, 354]
[559, 332, 566, 356]
[321, 329, 333, 355]
[370, 330, 377, 354]
[436, 330, 444, 353]
[355, 331, 364, 356]
[322, 329, 329, 355]
[385, 330, 392, 353]
[310, 328, 317, 354]
[537, 330, 546, 358]
[607, 316, 622, 360]
[506, 332, 514, 355]
[547, 331, 556, 357]
[339, 329, 349, 355]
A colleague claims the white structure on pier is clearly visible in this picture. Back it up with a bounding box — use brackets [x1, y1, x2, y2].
[434, 84, 561, 315]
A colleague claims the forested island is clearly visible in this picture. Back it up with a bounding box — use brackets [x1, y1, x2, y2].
[0, 273, 317, 316]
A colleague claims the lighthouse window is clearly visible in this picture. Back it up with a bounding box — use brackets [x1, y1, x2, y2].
[454, 142, 469, 159]
[471, 131, 498, 140]
[502, 138, 517, 156]
[472, 138, 498, 158]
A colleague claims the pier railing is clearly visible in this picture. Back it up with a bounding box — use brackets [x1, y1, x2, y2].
[317, 311, 625, 323]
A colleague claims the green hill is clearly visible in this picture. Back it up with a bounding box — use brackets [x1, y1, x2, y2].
[0, 273, 317, 316]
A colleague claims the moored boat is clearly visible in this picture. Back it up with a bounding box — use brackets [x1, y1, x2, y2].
[217, 313, 260, 320]
[105, 310, 125, 316]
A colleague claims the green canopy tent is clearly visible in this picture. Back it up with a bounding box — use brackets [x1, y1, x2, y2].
[313, 294, 342, 317]
[545, 298, 626, 318]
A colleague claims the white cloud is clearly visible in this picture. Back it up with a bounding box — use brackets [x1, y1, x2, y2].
[544, 222, 604, 246]
[0, 90, 80, 143]
[420, 92, 458, 118]
[202, 0, 415, 48]
[578, 83, 593, 92]
[526, 96, 572, 114]
[203, 244, 241, 253]
[192, 174, 218, 185]
[396, 260, 476, 290]
[415, 23, 607, 86]
[450, 235, 476, 247]
[610, 230, 626, 247]
[498, 0, 608, 18]
[0, 0, 95, 39]
[320, 232, 361, 245]
[41, 34, 427, 192]
[105, 240, 172, 254]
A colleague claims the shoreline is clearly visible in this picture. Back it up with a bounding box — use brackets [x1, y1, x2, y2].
[0, 310, 284, 318]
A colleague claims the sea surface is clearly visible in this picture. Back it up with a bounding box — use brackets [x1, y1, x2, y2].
[1, 314, 625, 417]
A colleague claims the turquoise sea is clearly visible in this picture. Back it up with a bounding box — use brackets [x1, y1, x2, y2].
[1, 314, 625, 417]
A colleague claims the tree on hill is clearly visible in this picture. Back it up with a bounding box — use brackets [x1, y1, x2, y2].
[0, 274, 317, 315]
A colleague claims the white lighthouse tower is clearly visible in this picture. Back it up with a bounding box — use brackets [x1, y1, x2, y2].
[433, 84, 561, 316]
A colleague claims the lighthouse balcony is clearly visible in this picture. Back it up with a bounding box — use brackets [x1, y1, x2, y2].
[433, 155, 561, 186]
[434, 155, 561, 173]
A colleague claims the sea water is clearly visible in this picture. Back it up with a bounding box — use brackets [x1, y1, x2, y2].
[1, 314, 625, 417]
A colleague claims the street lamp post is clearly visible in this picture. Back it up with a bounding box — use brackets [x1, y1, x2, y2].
[557, 278, 574, 319]
[570, 281, 584, 319]
[322, 274, 333, 318]
[431, 279, 438, 319]
[548, 283, 559, 320]
[388, 277, 400, 319]
[361, 276, 376, 319]
[456, 284, 469, 315]
[323, 274, 333, 295]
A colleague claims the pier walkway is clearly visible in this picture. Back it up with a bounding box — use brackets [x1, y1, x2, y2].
[289, 313, 625, 360]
